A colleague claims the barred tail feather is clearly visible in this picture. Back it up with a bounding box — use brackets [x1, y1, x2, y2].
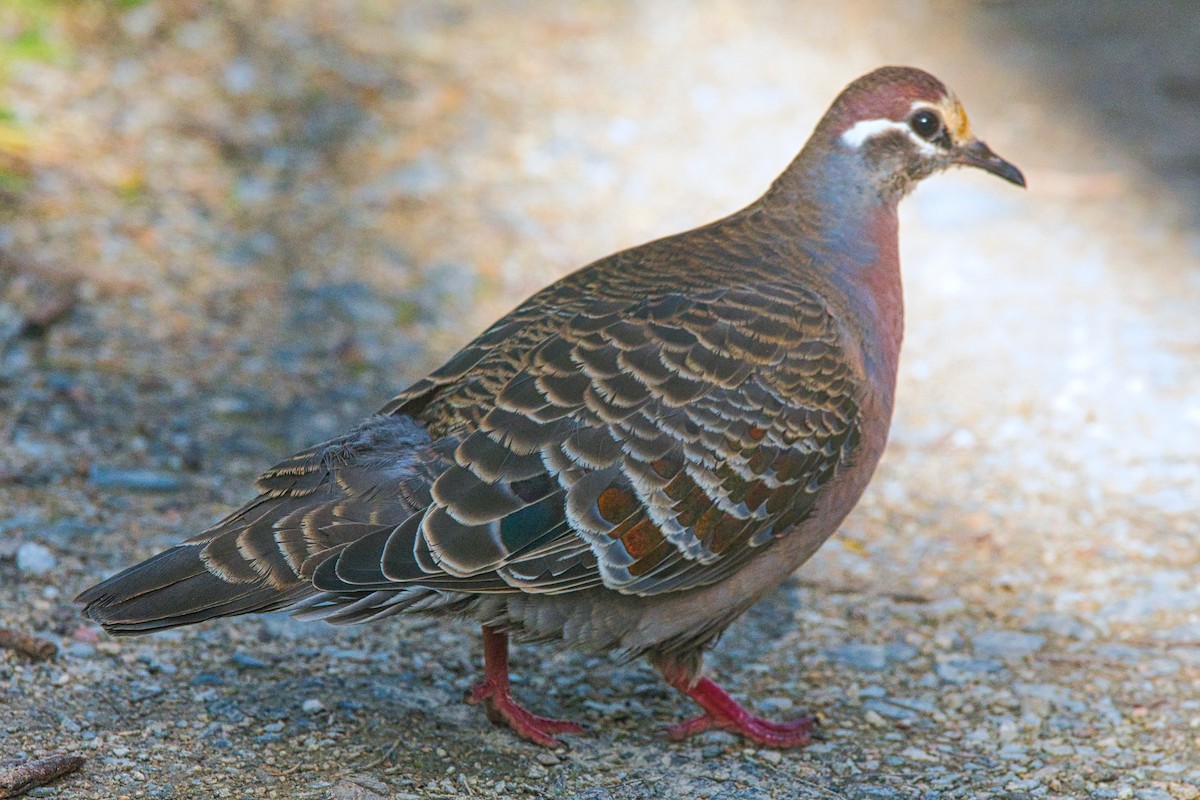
[75, 544, 311, 635]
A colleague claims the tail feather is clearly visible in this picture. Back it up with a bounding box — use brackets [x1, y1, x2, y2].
[74, 415, 438, 636]
[76, 545, 311, 635]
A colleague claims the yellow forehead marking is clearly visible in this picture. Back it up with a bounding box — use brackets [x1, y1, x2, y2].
[910, 96, 973, 142]
[943, 95, 972, 141]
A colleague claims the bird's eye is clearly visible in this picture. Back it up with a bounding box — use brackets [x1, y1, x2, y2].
[908, 110, 942, 141]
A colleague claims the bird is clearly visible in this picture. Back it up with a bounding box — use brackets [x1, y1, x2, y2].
[77, 66, 1024, 749]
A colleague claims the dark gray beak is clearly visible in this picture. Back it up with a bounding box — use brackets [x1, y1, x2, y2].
[955, 139, 1026, 187]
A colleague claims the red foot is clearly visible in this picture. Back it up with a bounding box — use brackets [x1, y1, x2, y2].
[465, 626, 587, 748]
[665, 676, 815, 749]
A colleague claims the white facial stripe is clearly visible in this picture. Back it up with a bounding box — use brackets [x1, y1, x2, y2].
[840, 118, 911, 148]
[840, 109, 941, 155]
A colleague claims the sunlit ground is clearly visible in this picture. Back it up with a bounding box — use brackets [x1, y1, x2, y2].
[1, 2, 1198, 798]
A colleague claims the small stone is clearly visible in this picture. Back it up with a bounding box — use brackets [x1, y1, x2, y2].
[757, 696, 794, 713]
[87, 465, 184, 492]
[329, 775, 390, 800]
[1135, 790, 1174, 800]
[863, 698, 919, 721]
[190, 673, 224, 686]
[301, 699, 325, 714]
[712, 788, 772, 800]
[850, 788, 901, 799]
[1041, 741, 1074, 756]
[996, 742, 1027, 760]
[15, 542, 57, 575]
[935, 656, 1004, 683]
[563, 789, 615, 800]
[758, 749, 782, 765]
[972, 630, 1046, 660]
[535, 751, 560, 766]
[826, 643, 888, 671]
[900, 746, 936, 763]
[864, 709, 888, 727]
[72, 625, 101, 644]
[230, 651, 270, 669]
[66, 642, 96, 659]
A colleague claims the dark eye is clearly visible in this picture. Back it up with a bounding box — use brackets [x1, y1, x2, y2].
[908, 110, 942, 141]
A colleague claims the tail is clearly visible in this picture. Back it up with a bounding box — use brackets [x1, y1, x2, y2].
[75, 544, 311, 634]
[75, 414, 434, 635]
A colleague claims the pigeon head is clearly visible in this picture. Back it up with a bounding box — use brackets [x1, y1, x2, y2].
[815, 66, 1025, 201]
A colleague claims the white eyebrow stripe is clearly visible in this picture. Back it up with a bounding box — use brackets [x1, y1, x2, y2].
[840, 118, 909, 147]
[839, 116, 939, 155]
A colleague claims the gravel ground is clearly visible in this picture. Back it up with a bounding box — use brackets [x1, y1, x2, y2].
[2, 2, 1199, 799]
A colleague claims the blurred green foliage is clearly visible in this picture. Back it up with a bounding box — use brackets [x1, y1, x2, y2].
[0, 0, 74, 200]
[0, 0, 69, 72]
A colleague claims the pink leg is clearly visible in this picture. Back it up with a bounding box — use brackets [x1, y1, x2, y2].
[663, 675, 815, 749]
[465, 626, 587, 748]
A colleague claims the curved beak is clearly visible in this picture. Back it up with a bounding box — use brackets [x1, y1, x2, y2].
[955, 139, 1026, 187]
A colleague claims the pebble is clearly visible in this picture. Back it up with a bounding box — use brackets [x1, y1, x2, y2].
[301, 699, 325, 714]
[15, 541, 56, 575]
[66, 642, 96, 659]
[849, 787, 902, 799]
[864, 709, 889, 727]
[190, 673, 225, 686]
[87, 465, 184, 492]
[863, 698, 920, 721]
[230, 651, 271, 669]
[710, 786, 768, 800]
[935, 656, 1005, 683]
[563, 790, 615, 800]
[756, 696, 794, 713]
[900, 746, 937, 763]
[1134, 790, 1173, 800]
[329, 775, 391, 800]
[825, 643, 888, 671]
[972, 630, 1046, 660]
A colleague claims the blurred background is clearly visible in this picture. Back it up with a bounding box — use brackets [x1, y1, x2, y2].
[1, 2, 1198, 799]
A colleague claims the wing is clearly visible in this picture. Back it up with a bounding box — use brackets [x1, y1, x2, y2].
[316, 275, 863, 602]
